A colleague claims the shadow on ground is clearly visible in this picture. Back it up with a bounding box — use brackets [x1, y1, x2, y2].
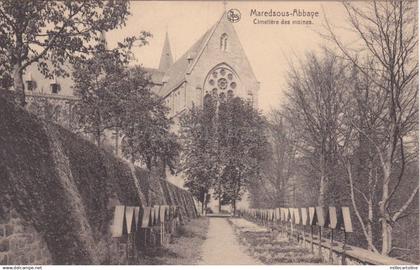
[138, 217, 209, 264]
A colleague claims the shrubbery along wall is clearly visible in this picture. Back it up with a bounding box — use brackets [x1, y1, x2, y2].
[0, 97, 197, 264]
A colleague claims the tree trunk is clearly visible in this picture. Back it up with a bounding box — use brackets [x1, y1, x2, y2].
[115, 128, 119, 156]
[367, 198, 374, 251]
[204, 192, 209, 214]
[380, 163, 392, 255]
[96, 129, 101, 147]
[202, 192, 207, 215]
[318, 150, 327, 206]
[219, 194, 222, 213]
[232, 199, 236, 216]
[13, 63, 26, 106]
[318, 174, 327, 206]
[381, 217, 392, 255]
[218, 183, 222, 213]
[366, 160, 376, 251]
[201, 196, 205, 215]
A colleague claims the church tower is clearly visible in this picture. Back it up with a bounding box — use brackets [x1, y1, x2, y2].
[158, 32, 174, 72]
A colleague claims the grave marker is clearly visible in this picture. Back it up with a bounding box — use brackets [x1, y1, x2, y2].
[342, 207, 353, 232]
[329, 207, 338, 229]
[112, 205, 126, 237]
[289, 207, 295, 223]
[294, 208, 301, 224]
[309, 207, 317, 225]
[160, 205, 168, 223]
[301, 208, 309, 225]
[141, 207, 151, 228]
[285, 208, 291, 221]
[125, 206, 135, 234]
[316, 206, 330, 227]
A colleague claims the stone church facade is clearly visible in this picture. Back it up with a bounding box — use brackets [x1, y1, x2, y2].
[13, 12, 259, 188]
[150, 12, 259, 120]
[149, 12, 260, 186]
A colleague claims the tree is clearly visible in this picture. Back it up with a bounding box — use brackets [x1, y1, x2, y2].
[180, 94, 269, 214]
[216, 96, 269, 214]
[0, 0, 131, 106]
[179, 96, 219, 213]
[72, 49, 127, 147]
[324, 0, 418, 255]
[72, 29, 150, 147]
[118, 67, 180, 174]
[283, 52, 349, 207]
[265, 110, 298, 206]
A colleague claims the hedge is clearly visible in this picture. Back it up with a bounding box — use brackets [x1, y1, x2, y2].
[0, 97, 197, 264]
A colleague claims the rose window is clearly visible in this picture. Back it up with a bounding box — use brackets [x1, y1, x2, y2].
[204, 65, 239, 100]
[218, 78, 228, 90]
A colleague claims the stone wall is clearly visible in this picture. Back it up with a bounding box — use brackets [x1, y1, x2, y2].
[0, 208, 52, 265]
[0, 96, 197, 264]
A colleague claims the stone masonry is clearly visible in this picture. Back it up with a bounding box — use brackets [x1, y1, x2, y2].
[0, 208, 52, 265]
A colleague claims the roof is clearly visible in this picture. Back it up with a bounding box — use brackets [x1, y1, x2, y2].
[141, 67, 165, 85]
[155, 12, 226, 97]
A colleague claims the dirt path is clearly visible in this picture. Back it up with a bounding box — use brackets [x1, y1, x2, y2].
[199, 217, 260, 265]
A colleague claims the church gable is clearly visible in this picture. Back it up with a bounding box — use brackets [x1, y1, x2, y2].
[186, 12, 259, 106]
[154, 12, 259, 118]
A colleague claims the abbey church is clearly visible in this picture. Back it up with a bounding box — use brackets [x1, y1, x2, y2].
[148, 12, 259, 119]
[18, 12, 259, 187]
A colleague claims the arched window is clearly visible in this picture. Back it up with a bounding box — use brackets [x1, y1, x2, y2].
[203, 64, 240, 103]
[220, 33, 228, 51]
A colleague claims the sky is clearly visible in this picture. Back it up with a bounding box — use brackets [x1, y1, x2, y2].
[106, 1, 353, 114]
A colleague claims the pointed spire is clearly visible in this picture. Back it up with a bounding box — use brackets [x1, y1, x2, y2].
[158, 32, 174, 72]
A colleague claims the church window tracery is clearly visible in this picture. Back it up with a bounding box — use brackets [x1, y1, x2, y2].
[203, 64, 239, 103]
[227, 90, 234, 98]
[217, 78, 228, 90]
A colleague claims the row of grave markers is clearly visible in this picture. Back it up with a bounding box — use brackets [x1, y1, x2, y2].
[239, 206, 353, 232]
[112, 205, 180, 244]
[238, 206, 354, 264]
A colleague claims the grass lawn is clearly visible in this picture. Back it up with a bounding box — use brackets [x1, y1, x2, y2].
[229, 219, 323, 264]
[138, 217, 209, 264]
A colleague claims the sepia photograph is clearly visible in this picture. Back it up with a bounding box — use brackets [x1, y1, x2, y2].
[0, 0, 418, 267]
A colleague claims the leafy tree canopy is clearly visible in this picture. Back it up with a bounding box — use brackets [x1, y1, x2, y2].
[0, 0, 145, 105]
